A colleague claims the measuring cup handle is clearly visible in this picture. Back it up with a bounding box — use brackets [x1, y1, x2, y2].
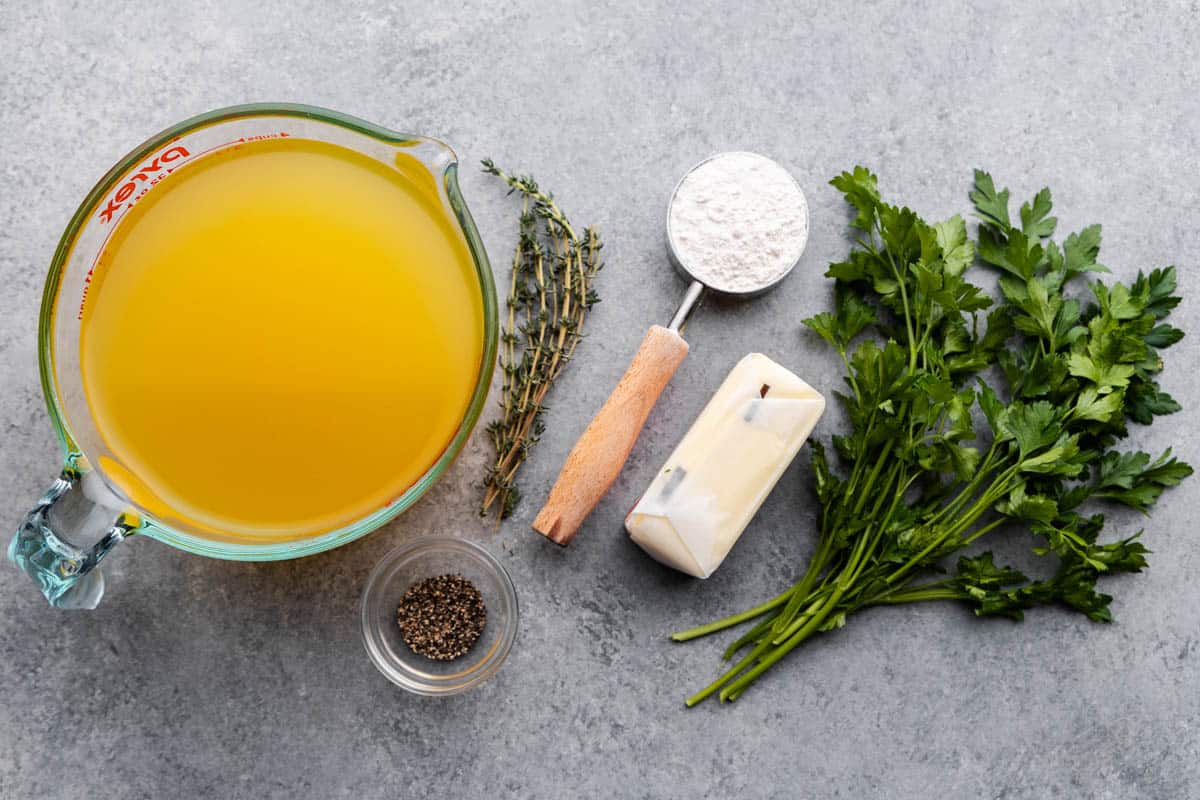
[7, 463, 136, 609]
[533, 325, 689, 545]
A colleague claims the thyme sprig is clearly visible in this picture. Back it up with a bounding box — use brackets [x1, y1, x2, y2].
[480, 160, 603, 520]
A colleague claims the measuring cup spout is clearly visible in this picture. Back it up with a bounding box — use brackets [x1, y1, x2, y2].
[8, 461, 137, 609]
[395, 136, 458, 178]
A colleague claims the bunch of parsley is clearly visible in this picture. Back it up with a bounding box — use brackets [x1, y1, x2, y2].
[674, 168, 1191, 706]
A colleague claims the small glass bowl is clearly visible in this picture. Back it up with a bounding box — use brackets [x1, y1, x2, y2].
[360, 537, 517, 695]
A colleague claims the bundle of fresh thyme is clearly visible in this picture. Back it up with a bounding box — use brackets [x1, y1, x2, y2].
[674, 167, 1191, 705]
[480, 160, 602, 520]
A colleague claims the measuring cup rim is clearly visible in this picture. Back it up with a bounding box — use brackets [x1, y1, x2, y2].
[35, 103, 498, 562]
[664, 150, 809, 298]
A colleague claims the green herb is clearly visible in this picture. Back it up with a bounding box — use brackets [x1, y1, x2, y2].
[673, 168, 1191, 705]
[480, 160, 603, 520]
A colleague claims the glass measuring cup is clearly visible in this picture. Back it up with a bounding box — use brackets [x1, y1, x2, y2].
[7, 104, 498, 609]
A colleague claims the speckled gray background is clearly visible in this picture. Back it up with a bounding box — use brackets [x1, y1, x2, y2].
[2, 1, 1198, 798]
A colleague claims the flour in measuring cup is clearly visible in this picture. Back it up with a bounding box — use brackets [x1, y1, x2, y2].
[668, 152, 809, 293]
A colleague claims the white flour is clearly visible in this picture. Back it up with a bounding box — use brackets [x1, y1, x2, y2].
[668, 152, 809, 293]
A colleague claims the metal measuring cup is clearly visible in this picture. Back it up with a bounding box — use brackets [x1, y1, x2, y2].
[533, 152, 809, 545]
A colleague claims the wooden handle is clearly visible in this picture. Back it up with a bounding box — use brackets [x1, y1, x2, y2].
[533, 325, 689, 545]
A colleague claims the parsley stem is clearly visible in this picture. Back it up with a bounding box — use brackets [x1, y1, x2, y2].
[876, 586, 964, 604]
[884, 463, 1022, 589]
[684, 639, 771, 707]
[721, 614, 778, 660]
[670, 586, 793, 642]
[874, 218, 919, 367]
[925, 442, 1001, 527]
[770, 528, 842, 635]
[851, 439, 895, 516]
[960, 516, 1006, 546]
[720, 587, 844, 701]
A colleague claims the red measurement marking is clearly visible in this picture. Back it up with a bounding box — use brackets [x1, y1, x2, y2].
[186, 137, 250, 161]
[98, 145, 190, 223]
[79, 130, 294, 319]
[95, 132, 291, 225]
[78, 203, 130, 320]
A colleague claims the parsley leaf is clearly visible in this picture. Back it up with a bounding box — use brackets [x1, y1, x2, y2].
[970, 169, 1011, 232]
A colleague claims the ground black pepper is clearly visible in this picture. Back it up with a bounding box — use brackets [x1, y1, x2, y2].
[396, 574, 487, 661]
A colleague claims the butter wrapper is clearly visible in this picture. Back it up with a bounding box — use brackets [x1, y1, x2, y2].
[624, 353, 825, 578]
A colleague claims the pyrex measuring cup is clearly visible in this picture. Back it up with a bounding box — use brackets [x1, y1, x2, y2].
[8, 104, 497, 609]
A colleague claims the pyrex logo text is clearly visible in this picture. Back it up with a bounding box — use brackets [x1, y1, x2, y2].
[98, 145, 190, 223]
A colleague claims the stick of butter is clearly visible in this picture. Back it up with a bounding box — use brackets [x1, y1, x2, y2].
[624, 353, 825, 578]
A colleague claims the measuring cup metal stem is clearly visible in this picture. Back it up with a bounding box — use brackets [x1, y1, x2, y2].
[668, 280, 706, 333]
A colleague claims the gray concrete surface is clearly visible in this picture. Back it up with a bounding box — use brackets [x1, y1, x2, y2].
[2, 1, 1198, 798]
